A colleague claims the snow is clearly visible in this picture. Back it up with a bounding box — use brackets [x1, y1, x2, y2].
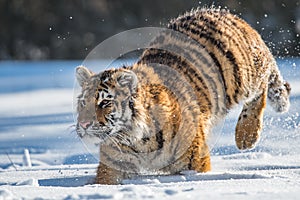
[0, 89, 74, 117]
[0, 59, 299, 199]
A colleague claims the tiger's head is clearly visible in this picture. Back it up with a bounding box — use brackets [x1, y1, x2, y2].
[75, 65, 146, 145]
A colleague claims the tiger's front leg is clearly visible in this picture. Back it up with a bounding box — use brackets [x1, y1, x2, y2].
[235, 89, 267, 150]
[95, 163, 125, 185]
[189, 135, 211, 172]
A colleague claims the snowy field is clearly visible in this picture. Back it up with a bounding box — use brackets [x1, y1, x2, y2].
[0, 59, 299, 199]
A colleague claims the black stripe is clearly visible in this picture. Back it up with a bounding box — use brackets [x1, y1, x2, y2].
[200, 14, 250, 97]
[188, 149, 194, 170]
[100, 83, 109, 90]
[101, 88, 109, 93]
[215, 14, 252, 64]
[171, 14, 248, 104]
[193, 12, 252, 65]
[149, 108, 165, 150]
[169, 10, 250, 70]
[142, 137, 150, 144]
[121, 99, 127, 112]
[208, 52, 231, 108]
[156, 130, 164, 149]
[140, 50, 212, 110]
[101, 151, 139, 172]
[225, 51, 241, 103]
[142, 49, 208, 93]
[187, 27, 241, 103]
[129, 99, 136, 117]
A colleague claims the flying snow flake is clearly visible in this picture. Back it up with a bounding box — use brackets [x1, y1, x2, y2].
[49, 27, 52, 31]
[69, 16, 73, 20]
[264, 14, 268, 18]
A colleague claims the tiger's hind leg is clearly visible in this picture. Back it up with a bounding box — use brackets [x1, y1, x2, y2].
[235, 89, 267, 150]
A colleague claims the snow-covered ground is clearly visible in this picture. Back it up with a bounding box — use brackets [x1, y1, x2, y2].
[0, 59, 299, 199]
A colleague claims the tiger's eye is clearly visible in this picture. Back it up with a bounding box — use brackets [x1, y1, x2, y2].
[98, 100, 111, 108]
[102, 100, 110, 105]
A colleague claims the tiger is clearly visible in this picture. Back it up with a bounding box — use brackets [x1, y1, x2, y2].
[75, 8, 291, 184]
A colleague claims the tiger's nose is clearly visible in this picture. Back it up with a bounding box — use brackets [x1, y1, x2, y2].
[79, 121, 92, 129]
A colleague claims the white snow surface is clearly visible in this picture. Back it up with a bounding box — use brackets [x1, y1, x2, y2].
[0, 60, 299, 199]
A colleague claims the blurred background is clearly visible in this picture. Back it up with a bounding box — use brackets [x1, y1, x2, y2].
[0, 0, 299, 60]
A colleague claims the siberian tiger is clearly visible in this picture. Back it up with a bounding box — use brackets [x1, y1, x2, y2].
[75, 8, 291, 184]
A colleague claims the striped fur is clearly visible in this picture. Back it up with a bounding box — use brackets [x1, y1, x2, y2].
[76, 8, 290, 184]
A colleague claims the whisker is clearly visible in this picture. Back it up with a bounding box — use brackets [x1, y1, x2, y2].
[68, 124, 76, 128]
[116, 132, 131, 146]
[120, 129, 133, 145]
[66, 124, 78, 136]
[107, 135, 123, 153]
[99, 134, 106, 142]
[67, 124, 76, 131]
[70, 129, 77, 135]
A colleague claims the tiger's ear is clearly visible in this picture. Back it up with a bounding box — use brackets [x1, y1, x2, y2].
[115, 70, 138, 93]
[76, 65, 93, 87]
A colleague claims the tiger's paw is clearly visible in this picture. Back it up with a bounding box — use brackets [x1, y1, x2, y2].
[235, 118, 261, 150]
[235, 91, 267, 150]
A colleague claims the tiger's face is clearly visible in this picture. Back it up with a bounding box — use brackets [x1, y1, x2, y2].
[75, 66, 139, 145]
